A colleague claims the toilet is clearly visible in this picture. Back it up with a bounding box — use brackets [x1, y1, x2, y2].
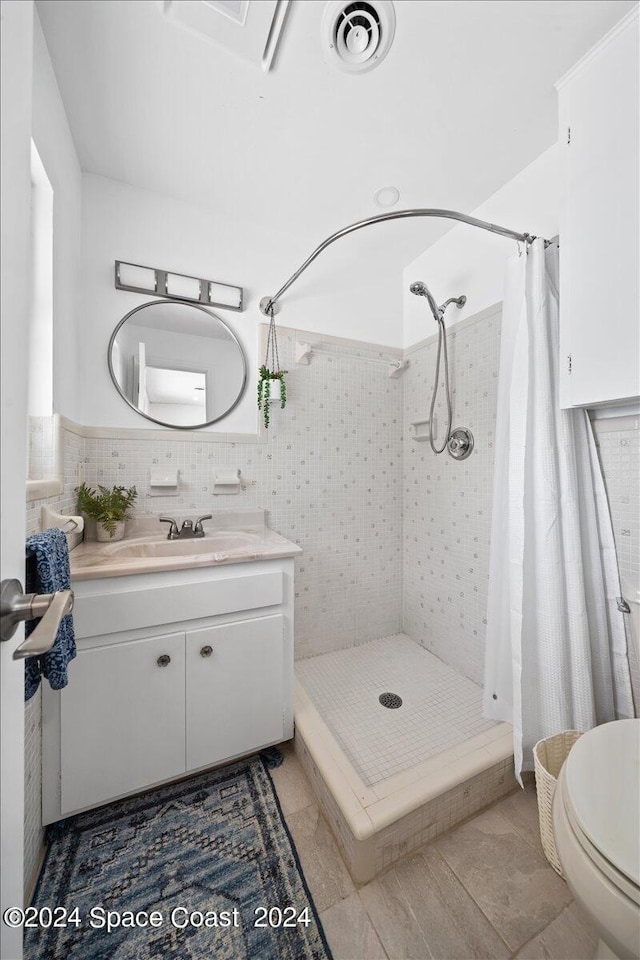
[552, 575, 640, 960]
[553, 720, 639, 959]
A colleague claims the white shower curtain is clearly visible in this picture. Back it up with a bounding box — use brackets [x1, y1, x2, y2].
[483, 239, 634, 781]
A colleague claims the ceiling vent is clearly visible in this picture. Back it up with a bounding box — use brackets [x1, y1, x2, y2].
[162, 1, 290, 72]
[321, 0, 395, 74]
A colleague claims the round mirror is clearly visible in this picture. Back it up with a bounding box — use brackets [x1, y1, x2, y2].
[108, 300, 247, 429]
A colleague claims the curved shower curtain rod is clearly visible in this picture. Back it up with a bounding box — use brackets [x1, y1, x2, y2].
[259, 208, 553, 315]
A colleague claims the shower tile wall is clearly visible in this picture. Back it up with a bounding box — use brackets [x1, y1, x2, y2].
[402, 304, 502, 685]
[401, 307, 639, 696]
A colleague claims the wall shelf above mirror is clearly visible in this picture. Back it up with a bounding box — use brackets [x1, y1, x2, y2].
[108, 300, 247, 430]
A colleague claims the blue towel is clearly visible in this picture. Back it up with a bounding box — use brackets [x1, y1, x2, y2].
[25, 529, 76, 701]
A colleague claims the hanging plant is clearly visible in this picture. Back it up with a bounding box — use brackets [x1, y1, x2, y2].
[258, 305, 287, 429]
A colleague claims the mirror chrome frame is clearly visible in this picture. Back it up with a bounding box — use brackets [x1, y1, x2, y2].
[107, 299, 248, 430]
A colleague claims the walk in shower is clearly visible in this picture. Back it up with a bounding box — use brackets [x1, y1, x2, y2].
[261, 210, 551, 882]
[297, 636, 498, 787]
[290, 296, 514, 883]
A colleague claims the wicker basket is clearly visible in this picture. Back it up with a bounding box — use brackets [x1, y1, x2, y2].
[533, 730, 583, 877]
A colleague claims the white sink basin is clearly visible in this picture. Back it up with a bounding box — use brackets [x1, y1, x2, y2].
[105, 531, 260, 559]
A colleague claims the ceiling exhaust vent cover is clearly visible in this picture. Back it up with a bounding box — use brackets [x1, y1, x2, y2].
[163, 1, 290, 72]
[322, 0, 395, 74]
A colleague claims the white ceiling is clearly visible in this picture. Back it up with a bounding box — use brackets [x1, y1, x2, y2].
[38, 0, 635, 276]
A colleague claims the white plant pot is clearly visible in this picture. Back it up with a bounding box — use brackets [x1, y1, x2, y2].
[96, 520, 126, 542]
[266, 378, 282, 403]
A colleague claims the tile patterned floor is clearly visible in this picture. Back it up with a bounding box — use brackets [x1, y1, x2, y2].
[271, 742, 599, 960]
[296, 635, 497, 786]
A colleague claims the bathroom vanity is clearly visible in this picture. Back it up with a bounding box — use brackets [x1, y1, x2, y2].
[42, 511, 300, 824]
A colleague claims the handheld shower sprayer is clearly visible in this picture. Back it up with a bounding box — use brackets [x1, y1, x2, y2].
[409, 282, 466, 320]
[409, 281, 441, 322]
[410, 280, 472, 459]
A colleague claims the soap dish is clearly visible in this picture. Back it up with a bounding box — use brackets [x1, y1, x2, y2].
[411, 418, 434, 442]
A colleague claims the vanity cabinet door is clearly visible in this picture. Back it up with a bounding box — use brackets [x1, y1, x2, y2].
[186, 615, 284, 771]
[60, 632, 186, 813]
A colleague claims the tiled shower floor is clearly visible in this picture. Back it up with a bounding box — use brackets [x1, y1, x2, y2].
[295, 634, 497, 786]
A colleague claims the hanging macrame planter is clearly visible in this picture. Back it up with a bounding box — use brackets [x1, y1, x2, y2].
[258, 306, 287, 429]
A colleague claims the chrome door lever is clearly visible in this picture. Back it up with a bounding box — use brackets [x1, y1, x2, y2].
[0, 579, 74, 657]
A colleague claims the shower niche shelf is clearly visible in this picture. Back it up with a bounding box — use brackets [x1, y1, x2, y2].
[410, 418, 434, 442]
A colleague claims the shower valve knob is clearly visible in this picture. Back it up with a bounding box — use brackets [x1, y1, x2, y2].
[447, 427, 474, 460]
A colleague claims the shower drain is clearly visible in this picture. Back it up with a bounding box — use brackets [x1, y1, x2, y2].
[379, 692, 402, 709]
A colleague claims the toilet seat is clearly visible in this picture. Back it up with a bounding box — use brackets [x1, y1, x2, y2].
[552, 720, 640, 960]
[564, 719, 639, 893]
[563, 787, 640, 906]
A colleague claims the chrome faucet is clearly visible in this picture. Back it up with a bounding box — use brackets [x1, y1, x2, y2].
[159, 515, 212, 540]
[193, 515, 212, 536]
[159, 517, 180, 539]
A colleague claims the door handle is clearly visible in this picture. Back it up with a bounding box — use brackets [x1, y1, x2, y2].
[200, 645, 213, 658]
[0, 579, 74, 658]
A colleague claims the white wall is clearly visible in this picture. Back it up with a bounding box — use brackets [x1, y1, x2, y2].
[79, 173, 405, 433]
[32, 12, 82, 420]
[1, 1, 34, 949]
[403, 145, 561, 347]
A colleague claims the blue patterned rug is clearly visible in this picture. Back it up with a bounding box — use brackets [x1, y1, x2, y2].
[26, 756, 332, 959]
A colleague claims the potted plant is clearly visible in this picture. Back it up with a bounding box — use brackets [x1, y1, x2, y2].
[259, 306, 287, 429]
[257, 365, 287, 429]
[75, 482, 138, 542]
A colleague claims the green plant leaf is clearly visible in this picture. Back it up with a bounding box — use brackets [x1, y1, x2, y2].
[75, 483, 138, 525]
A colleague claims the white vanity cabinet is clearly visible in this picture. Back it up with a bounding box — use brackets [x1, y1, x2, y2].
[60, 632, 186, 813]
[186, 617, 284, 771]
[42, 558, 295, 824]
[557, 8, 639, 408]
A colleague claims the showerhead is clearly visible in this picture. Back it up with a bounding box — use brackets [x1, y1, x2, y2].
[410, 280, 467, 322]
[409, 279, 441, 323]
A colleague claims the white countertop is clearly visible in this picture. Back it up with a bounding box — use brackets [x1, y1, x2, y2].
[70, 510, 302, 580]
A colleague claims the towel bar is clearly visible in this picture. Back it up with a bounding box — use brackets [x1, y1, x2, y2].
[0, 579, 74, 656]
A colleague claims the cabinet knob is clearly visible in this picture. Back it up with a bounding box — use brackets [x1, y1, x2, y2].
[200, 645, 213, 658]
[157, 654, 171, 667]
